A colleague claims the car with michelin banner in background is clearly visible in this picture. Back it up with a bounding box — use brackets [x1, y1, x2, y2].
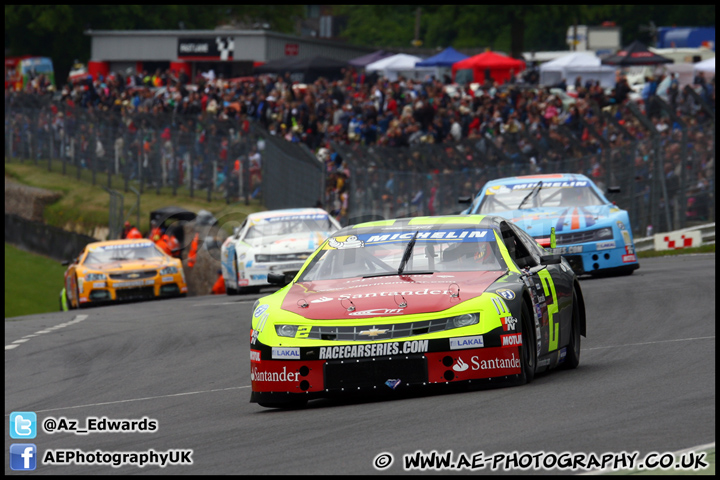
[248, 215, 586, 408]
[460, 173, 639, 276]
[61, 239, 187, 309]
[221, 208, 342, 294]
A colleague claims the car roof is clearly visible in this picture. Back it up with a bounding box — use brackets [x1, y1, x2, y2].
[340, 214, 503, 235]
[482, 173, 593, 188]
[85, 239, 155, 250]
[247, 208, 329, 221]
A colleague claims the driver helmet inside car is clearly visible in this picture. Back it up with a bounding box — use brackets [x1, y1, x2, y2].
[443, 241, 492, 263]
[561, 186, 585, 205]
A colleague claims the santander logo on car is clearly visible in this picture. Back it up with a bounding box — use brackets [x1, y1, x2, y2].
[284, 272, 501, 319]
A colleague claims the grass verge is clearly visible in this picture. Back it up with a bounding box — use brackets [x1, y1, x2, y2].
[5, 243, 67, 319]
[5, 160, 263, 235]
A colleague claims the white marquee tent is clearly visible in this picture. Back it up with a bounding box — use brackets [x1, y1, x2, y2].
[365, 53, 435, 81]
[539, 52, 617, 88]
[693, 57, 715, 74]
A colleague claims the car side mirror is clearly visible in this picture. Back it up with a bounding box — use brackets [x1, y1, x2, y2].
[539, 254, 562, 265]
[607, 186, 621, 194]
[522, 265, 547, 276]
[267, 272, 290, 286]
[458, 196, 472, 204]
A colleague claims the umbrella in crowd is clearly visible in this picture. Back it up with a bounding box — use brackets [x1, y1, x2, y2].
[601, 40, 674, 66]
[451, 50, 525, 84]
[693, 56, 715, 74]
[254, 56, 349, 82]
[415, 47, 469, 67]
[348, 50, 394, 67]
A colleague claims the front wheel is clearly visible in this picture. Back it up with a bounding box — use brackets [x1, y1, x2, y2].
[226, 283, 239, 295]
[519, 301, 536, 385]
[226, 255, 241, 295]
[73, 275, 82, 309]
[238, 286, 261, 294]
[562, 289, 581, 369]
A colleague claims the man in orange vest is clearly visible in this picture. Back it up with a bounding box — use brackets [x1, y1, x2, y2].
[211, 270, 226, 294]
[121, 221, 132, 238]
[149, 220, 162, 243]
[166, 234, 181, 258]
[187, 232, 199, 267]
[156, 234, 173, 256]
[126, 225, 143, 239]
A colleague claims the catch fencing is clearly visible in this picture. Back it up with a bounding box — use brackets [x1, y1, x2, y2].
[331, 93, 715, 238]
[4, 94, 323, 213]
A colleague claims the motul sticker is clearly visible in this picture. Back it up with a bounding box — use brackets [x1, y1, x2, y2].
[622, 254, 637, 263]
[501, 333, 522, 347]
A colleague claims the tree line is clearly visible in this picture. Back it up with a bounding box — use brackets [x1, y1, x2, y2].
[5, 5, 715, 84]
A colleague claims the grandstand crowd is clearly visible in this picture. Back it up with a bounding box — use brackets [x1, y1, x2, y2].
[6, 63, 716, 226]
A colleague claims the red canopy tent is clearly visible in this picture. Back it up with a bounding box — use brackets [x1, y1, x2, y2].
[451, 51, 525, 84]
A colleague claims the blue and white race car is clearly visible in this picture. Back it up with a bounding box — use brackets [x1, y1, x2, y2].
[220, 208, 342, 293]
[461, 173, 639, 276]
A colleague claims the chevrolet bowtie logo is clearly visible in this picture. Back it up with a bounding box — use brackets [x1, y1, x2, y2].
[127, 273, 140, 278]
[359, 327, 388, 337]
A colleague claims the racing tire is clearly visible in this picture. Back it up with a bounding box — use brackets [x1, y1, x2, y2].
[74, 275, 84, 309]
[519, 300, 536, 385]
[238, 286, 262, 294]
[226, 255, 241, 295]
[562, 289, 582, 370]
[617, 266, 636, 276]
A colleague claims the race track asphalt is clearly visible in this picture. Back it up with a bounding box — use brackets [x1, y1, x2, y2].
[4, 254, 715, 474]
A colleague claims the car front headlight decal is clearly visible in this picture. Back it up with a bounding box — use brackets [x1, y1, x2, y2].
[85, 273, 106, 281]
[159, 266, 178, 275]
[596, 227, 613, 239]
[449, 313, 479, 328]
[275, 324, 298, 338]
[275, 313, 482, 341]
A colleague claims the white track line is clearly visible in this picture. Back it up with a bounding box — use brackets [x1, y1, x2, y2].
[4, 385, 250, 415]
[584, 336, 715, 351]
[5, 314, 88, 350]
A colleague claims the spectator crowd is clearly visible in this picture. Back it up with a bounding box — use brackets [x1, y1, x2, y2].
[6, 61, 715, 230]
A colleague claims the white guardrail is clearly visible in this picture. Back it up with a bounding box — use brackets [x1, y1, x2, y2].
[634, 222, 716, 252]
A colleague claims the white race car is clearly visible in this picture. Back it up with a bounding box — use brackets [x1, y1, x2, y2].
[221, 208, 342, 294]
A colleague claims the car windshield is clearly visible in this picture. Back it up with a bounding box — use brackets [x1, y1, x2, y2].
[297, 228, 506, 282]
[84, 243, 163, 265]
[478, 182, 604, 214]
[245, 214, 334, 239]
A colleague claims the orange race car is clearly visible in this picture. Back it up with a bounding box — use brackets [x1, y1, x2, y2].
[61, 239, 187, 309]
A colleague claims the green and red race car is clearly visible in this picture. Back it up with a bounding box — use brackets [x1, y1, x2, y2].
[249, 215, 586, 408]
